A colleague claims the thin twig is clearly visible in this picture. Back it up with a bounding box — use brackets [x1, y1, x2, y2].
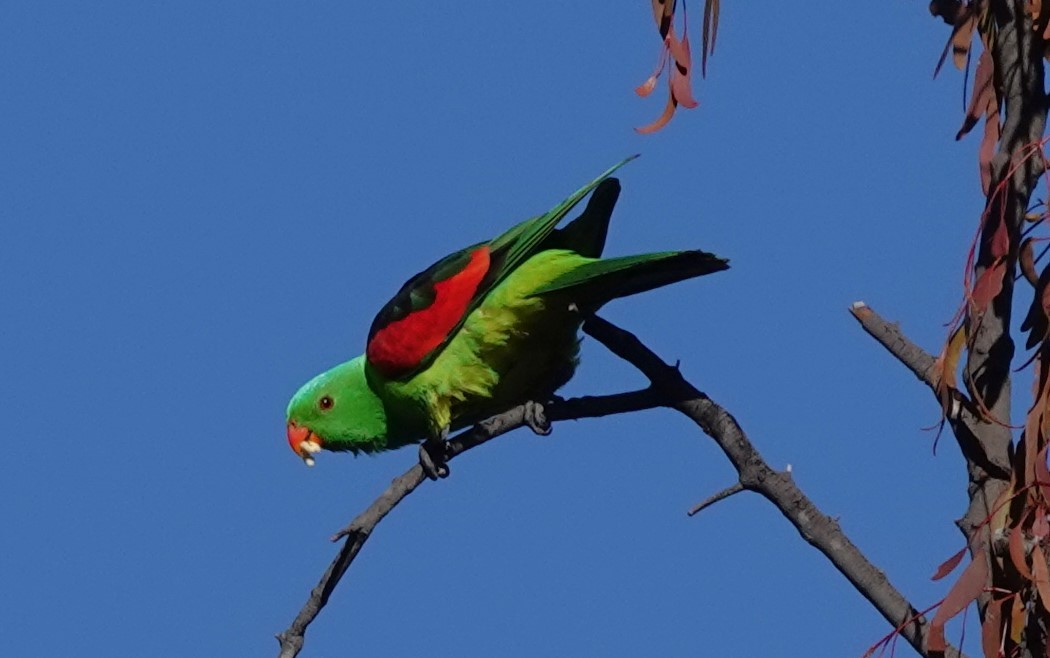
[687, 482, 744, 516]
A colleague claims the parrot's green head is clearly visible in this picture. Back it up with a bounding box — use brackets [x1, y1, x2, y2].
[285, 355, 389, 466]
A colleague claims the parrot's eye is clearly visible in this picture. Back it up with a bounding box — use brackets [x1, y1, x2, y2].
[319, 395, 334, 411]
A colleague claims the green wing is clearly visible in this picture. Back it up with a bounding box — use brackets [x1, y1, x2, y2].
[484, 155, 638, 289]
[366, 156, 636, 380]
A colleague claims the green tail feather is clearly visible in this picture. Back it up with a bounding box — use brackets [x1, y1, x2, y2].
[546, 178, 621, 258]
[530, 250, 728, 308]
[487, 156, 638, 283]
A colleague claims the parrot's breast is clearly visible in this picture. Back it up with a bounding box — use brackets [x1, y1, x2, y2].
[378, 249, 589, 445]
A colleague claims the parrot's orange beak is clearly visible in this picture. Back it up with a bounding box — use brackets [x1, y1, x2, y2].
[287, 421, 324, 467]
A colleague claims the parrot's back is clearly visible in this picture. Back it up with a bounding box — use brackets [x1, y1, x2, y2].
[366, 162, 727, 450]
[376, 246, 727, 448]
[377, 249, 590, 444]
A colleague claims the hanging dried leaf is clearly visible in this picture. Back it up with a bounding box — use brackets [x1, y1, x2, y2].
[929, 318, 968, 444]
[1024, 415, 1042, 490]
[979, 109, 999, 195]
[989, 481, 1017, 537]
[933, 546, 969, 580]
[1041, 3, 1050, 41]
[635, 0, 708, 132]
[1021, 264, 1050, 349]
[956, 50, 995, 140]
[991, 213, 1010, 258]
[934, 322, 968, 418]
[701, 0, 720, 77]
[1009, 523, 1033, 580]
[1034, 512, 1050, 540]
[970, 259, 1007, 317]
[636, 44, 670, 99]
[980, 596, 1004, 658]
[1010, 593, 1025, 644]
[667, 28, 689, 64]
[670, 66, 699, 109]
[651, 0, 676, 38]
[668, 34, 699, 109]
[952, 11, 978, 70]
[1036, 446, 1050, 506]
[974, 0, 994, 45]
[935, 5, 974, 77]
[1032, 545, 1050, 613]
[636, 76, 659, 97]
[1021, 238, 1040, 287]
[635, 92, 678, 134]
[929, 554, 989, 651]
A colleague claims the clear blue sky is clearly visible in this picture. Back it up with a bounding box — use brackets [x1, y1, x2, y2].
[1, 2, 993, 656]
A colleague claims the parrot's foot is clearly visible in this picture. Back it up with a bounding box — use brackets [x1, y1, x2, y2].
[419, 428, 450, 480]
[523, 400, 552, 436]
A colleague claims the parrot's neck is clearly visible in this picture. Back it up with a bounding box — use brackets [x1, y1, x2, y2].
[316, 357, 395, 454]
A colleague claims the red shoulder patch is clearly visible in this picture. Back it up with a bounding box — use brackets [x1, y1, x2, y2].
[367, 246, 491, 378]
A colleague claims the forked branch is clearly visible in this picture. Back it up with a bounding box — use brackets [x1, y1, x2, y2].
[275, 386, 663, 658]
[848, 301, 1011, 480]
[276, 316, 964, 658]
[582, 315, 966, 658]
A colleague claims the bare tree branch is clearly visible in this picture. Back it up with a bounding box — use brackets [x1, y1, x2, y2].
[581, 315, 968, 658]
[849, 300, 940, 384]
[277, 317, 966, 658]
[275, 387, 663, 658]
[848, 301, 1011, 480]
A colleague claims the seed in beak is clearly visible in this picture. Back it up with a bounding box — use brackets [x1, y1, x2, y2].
[299, 440, 321, 467]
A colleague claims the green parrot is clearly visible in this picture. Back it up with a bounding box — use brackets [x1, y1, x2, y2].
[285, 158, 728, 477]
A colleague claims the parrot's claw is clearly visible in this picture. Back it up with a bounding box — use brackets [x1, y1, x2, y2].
[523, 400, 552, 436]
[419, 428, 450, 480]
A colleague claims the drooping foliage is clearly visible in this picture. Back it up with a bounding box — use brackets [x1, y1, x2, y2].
[634, 0, 720, 133]
[872, 2, 1050, 655]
